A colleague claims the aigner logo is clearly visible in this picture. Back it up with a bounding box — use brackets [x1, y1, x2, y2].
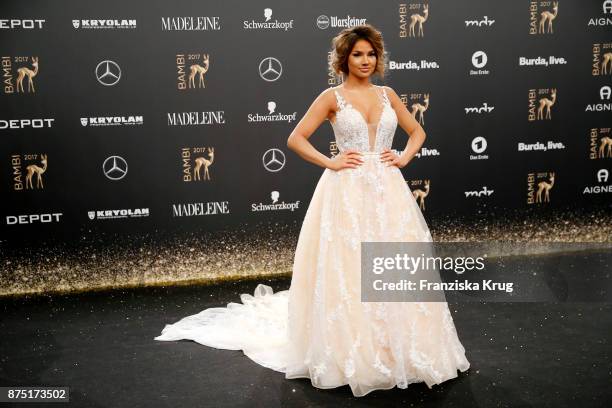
[582, 168, 611, 194]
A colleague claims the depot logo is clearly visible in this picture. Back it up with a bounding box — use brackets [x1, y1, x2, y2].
[5, 213, 62, 224]
[0, 118, 55, 129]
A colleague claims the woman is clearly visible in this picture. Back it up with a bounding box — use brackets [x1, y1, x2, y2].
[155, 24, 470, 397]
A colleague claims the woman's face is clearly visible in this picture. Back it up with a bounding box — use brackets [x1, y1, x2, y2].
[346, 39, 377, 78]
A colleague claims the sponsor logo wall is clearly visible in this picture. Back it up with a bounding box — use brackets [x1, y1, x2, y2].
[1, 1, 610, 238]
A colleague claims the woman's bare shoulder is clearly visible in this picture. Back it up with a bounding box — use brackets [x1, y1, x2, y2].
[380, 85, 397, 96]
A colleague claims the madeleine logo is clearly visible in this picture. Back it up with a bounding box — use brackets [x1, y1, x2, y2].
[527, 172, 555, 204]
[172, 201, 229, 217]
[161, 16, 221, 31]
[529, 1, 559, 34]
[1, 55, 39, 94]
[177, 53, 210, 90]
[182, 147, 215, 182]
[410, 179, 430, 210]
[399, 3, 429, 38]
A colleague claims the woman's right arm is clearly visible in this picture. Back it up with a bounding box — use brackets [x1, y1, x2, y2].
[287, 88, 362, 170]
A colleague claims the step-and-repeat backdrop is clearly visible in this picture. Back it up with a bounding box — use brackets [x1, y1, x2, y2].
[1, 1, 610, 295]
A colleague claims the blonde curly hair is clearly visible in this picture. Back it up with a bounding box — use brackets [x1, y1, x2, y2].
[329, 24, 388, 80]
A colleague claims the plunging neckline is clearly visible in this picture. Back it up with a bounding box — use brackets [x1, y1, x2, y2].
[333, 85, 389, 151]
[339, 85, 385, 126]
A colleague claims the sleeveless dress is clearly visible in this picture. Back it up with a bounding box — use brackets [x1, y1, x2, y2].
[155, 85, 470, 397]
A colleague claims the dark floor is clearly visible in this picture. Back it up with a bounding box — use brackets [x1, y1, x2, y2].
[1, 251, 611, 407]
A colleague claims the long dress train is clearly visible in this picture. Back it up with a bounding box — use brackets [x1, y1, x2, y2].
[155, 84, 470, 397]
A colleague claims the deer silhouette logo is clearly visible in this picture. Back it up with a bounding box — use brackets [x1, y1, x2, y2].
[25, 154, 47, 189]
[598, 136, 612, 158]
[538, 1, 558, 34]
[535, 172, 555, 203]
[189, 54, 210, 89]
[412, 180, 430, 210]
[411, 94, 430, 126]
[601, 53, 612, 75]
[409, 4, 429, 37]
[194, 147, 214, 181]
[16, 56, 39, 93]
[537, 89, 556, 120]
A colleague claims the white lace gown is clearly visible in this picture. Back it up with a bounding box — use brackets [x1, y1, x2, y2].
[155, 85, 470, 397]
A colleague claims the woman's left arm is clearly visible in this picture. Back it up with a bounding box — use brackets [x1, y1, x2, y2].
[383, 85, 426, 168]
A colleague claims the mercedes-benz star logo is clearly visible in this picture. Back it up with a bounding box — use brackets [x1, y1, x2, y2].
[258, 57, 282, 82]
[103, 155, 128, 180]
[262, 148, 286, 172]
[96, 60, 121, 86]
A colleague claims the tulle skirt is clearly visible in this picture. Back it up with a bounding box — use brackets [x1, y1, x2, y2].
[155, 152, 470, 397]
